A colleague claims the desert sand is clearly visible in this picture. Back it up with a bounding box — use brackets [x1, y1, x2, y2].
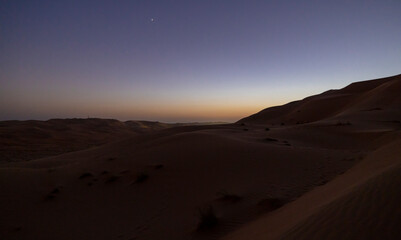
[1, 74, 400, 240]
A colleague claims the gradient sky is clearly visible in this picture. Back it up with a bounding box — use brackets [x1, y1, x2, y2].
[1, 0, 400, 122]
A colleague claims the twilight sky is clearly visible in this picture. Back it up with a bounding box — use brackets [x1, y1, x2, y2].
[1, 0, 400, 122]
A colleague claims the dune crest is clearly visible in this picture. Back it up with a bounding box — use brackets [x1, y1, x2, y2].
[239, 74, 401, 125]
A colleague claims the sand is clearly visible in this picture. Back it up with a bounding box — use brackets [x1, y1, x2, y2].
[1, 74, 400, 240]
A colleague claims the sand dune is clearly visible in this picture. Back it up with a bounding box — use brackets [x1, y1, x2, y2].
[239, 74, 401, 125]
[1, 74, 401, 240]
[0, 118, 173, 163]
[0, 119, 216, 163]
[282, 159, 401, 240]
[222, 136, 401, 240]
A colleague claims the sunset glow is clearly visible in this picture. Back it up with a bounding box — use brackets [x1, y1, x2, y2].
[1, 0, 400, 122]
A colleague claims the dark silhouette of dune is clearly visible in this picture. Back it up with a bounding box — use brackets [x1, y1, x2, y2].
[238, 74, 401, 125]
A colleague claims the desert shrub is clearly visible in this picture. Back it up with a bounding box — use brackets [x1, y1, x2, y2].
[135, 173, 149, 183]
[105, 175, 120, 183]
[45, 194, 56, 200]
[79, 172, 93, 179]
[154, 164, 164, 169]
[217, 191, 242, 203]
[197, 206, 218, 231]
[336, 121, 352, 126]
[270, 198, 285, 208]
[45, 187, 61, 200]
[51, 188, 60, 194]
[258, 198, 285, 211]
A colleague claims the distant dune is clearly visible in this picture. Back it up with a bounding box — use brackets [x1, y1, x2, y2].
[0, 119, 227, 163]
[1, 74, 400, 240]
[0, 118, 173, 162]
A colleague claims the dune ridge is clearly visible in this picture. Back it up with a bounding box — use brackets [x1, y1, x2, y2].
[239, 74, 401, 125]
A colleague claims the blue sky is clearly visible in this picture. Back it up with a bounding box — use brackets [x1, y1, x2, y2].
[1, 0, 400, 122]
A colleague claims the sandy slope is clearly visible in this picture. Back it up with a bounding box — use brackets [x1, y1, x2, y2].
[1, 74, 401, 240]
[0, 124, 359, 240]
[239, 74, 401, 125]
[282, 155, 401, 240]
[222, 74, 401, 240]
[222, 136, 401, 240]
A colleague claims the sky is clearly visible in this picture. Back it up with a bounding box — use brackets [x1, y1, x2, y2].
[1, 0, 400, 122]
